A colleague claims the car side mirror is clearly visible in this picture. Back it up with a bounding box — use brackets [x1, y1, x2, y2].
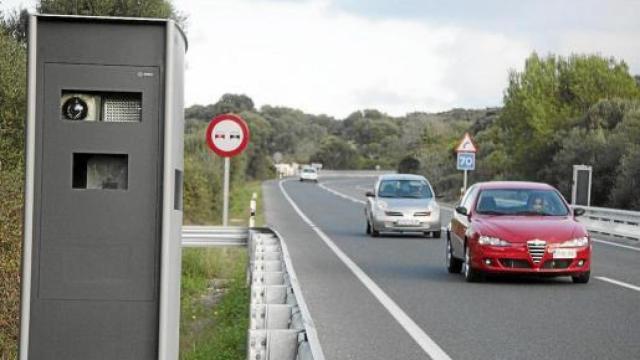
[365, 191, 375, 197]
[455, 206, 468, 216]
[435, 194, 444, 199]
[573, 208, 585, 217]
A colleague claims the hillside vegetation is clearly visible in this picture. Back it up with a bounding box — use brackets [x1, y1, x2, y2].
[185, 54, 640, 207]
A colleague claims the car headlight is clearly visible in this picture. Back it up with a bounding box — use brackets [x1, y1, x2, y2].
[555, 237, 589, 248]
[478, 236, 511, 247]
[376, 201, 388, 210]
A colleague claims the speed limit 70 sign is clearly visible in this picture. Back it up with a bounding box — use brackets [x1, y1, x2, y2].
[457, 152, 475, 171]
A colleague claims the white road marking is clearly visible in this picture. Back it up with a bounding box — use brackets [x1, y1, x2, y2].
[270, 228, 327, 360]
[592, 239, 640, 252]
[596, 277, 640, 293]
[280, 180, 452, 360]
[317, 181, 366, 205]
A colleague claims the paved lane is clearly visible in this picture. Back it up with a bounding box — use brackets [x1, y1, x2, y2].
[263, 179, 428, 360]
[264, 177, 640, 360]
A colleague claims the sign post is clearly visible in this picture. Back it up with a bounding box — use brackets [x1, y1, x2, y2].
[206, 114, 250, 226]
[455, 132, 477, 193]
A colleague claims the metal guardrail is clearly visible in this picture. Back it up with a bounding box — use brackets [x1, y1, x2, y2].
[573, 206, 640, 241]
[180, 228, 323, 359]
[181, 226, 249, 247]
[246, 229, 324, 360]
[180, 193, 323, 359]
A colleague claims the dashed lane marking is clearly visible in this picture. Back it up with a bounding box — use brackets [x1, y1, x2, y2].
[596, 277, 640, 293]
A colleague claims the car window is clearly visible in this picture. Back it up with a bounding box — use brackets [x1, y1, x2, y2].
[377, 179, 433, 199]
[460, 185, 477, 210]
[475, 189, 569, 216]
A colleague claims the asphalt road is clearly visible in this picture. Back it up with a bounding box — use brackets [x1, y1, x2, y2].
[263, 176, 640, 360]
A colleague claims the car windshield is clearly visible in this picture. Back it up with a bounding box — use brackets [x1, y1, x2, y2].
[303, 168, 316, 173]
[378, 179, 433, 199]
[475, 189, 569, 216]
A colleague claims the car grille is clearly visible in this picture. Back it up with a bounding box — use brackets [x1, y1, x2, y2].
[384, 211, 403, 217]
[499, 259, 531, 268]
[527, 240, 546, 264]
[542, 259, 572, 269]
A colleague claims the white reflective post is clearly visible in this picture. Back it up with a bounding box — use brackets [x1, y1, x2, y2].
[249, 192, 257, 227]
[463, 170, 468, 193]
[223, 157, 230, 226]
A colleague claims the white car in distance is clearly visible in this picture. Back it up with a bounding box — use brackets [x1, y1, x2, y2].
[299, 167, 318, 182]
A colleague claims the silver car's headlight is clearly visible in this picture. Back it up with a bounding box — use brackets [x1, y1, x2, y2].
[478, 236, 511, 247]
[556, 237, 589, 247]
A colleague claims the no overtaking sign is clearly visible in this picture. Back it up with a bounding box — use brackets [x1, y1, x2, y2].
[206, 114, 250, 157]
[205, 114, 251, 226]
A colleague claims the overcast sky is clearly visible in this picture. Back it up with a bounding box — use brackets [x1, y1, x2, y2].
[2, 0, 639, 118]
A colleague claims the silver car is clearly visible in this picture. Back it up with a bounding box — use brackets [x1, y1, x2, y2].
[364, 174, 441, 238]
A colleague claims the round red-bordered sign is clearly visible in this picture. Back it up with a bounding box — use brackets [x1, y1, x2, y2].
[205, 114, 250, 157]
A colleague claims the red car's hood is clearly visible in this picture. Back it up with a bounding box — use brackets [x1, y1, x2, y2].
[472, 215, 587, 243]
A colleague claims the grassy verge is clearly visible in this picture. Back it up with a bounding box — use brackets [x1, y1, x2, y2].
[228, 181, 265, 227]
[179, 248, 249, 360]
[179, 180, 264, 359]
[0, 169, 23, 359]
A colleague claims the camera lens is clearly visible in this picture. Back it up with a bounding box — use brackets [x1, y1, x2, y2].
[62, 97, 88, 120]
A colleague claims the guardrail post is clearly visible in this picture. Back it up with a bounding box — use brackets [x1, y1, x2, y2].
[249, 192, 257, 228]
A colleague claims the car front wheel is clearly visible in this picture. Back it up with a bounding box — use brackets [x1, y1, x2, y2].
[572, 271, 590, 284]
[446, 234, 463, 273]
[463, 244, 482, 282]
[371, 222, 380, 237]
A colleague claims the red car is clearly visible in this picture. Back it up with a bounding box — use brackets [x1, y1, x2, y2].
[446, 181, 591, 283]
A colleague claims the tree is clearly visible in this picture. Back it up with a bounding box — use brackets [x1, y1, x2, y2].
[310, 136, 360, 169]
[0, 8, 29, 43]
[609, 145, 640, 210]
[498, 53, 640, 179]
[581, 98, 640, 130]
[0, 30, 27, 171]
[212, 93, 255, 115]
[398, 156, 420, 174]
[38, 0, 186, 26]
[539, 128, 622, 205]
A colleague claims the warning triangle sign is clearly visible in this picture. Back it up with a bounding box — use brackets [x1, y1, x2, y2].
[455, 133, 477, 153]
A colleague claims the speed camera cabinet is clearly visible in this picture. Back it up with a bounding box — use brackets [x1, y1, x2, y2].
[20, 15, 186, 360]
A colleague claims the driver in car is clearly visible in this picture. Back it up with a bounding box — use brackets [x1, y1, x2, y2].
[529, 195, 546, 213]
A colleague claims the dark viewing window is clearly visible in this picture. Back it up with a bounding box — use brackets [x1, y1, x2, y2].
[73, 153, 128, 190]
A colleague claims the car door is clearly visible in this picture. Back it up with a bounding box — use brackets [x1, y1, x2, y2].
[450, 185, 477, 258]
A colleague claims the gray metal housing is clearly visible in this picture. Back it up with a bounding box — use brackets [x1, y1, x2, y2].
[572, 164, 592, 206]
[20, 15, 186, 360]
